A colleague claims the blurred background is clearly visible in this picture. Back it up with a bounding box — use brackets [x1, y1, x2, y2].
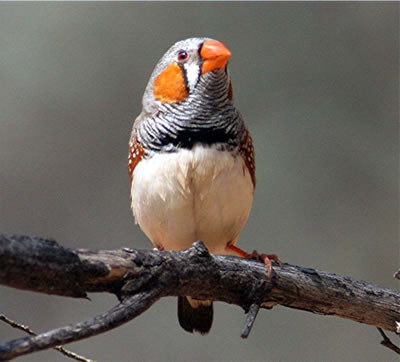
[0, 3, 398, 361]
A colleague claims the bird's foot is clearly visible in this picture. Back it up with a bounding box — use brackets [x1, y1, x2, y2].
[248, 251, 282, 279]
[226, 244, 282, 279]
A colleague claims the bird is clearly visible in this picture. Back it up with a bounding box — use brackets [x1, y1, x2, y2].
[128, 37, 279, 335]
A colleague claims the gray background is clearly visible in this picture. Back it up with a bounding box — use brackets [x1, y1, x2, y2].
[0, 3, 398, 361]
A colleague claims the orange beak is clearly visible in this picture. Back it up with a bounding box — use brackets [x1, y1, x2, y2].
[200, 40, 231, 74]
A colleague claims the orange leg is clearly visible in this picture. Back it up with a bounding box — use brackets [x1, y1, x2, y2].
[226, 244, 282, 279]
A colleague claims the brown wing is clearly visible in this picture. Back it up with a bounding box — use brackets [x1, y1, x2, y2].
[128, 135, 145, 183]
[239, 128, 256, 188]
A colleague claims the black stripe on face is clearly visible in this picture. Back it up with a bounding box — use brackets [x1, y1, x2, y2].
[198, 41, 206, 76]
[180, 61, 202, 93]
[177, 62, 190, 96]
[198, 41, 205, 58]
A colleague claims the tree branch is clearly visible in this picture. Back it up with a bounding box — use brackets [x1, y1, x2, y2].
[0, 234, 399, 360]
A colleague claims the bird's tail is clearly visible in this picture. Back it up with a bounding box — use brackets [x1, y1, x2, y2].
[177, 296, 213, 335]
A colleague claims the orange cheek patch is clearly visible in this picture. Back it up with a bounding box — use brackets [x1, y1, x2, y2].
[153, 63, 188, 103]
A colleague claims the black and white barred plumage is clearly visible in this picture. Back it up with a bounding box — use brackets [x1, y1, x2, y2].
[132, 38, 246, 156]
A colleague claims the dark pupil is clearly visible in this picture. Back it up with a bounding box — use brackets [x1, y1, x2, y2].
[178, 50, 187, 61]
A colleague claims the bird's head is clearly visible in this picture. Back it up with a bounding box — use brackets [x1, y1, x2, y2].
[142, 37, 232, 113]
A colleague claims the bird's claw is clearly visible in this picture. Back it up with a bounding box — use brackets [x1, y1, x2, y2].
[248, 251, 283, 279]
[226, 244, 282, 280]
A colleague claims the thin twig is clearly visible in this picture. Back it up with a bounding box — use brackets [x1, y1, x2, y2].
[0, 315, 36, 336]
[241, 304, 261, 339]
[377, 328, 400, 355]
[0, 289, 162, 361]
[0, 314, 95, 362]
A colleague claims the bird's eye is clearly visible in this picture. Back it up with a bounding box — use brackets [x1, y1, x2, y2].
[177, 50, 188, 61]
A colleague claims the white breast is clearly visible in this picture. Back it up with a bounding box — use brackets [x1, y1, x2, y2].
[131, 145, 254, 254]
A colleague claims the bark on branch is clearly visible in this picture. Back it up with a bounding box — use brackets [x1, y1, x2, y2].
[0, 234, 399, 360]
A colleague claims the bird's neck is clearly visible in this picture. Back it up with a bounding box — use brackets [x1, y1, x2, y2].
[139, 71, 244, 154]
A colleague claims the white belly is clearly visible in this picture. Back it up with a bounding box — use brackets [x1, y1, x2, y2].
[130, 145, 254, 254]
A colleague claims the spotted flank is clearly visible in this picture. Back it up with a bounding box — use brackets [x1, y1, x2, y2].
[240, 128, 256, 187]
[128, 138, 145, 182]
